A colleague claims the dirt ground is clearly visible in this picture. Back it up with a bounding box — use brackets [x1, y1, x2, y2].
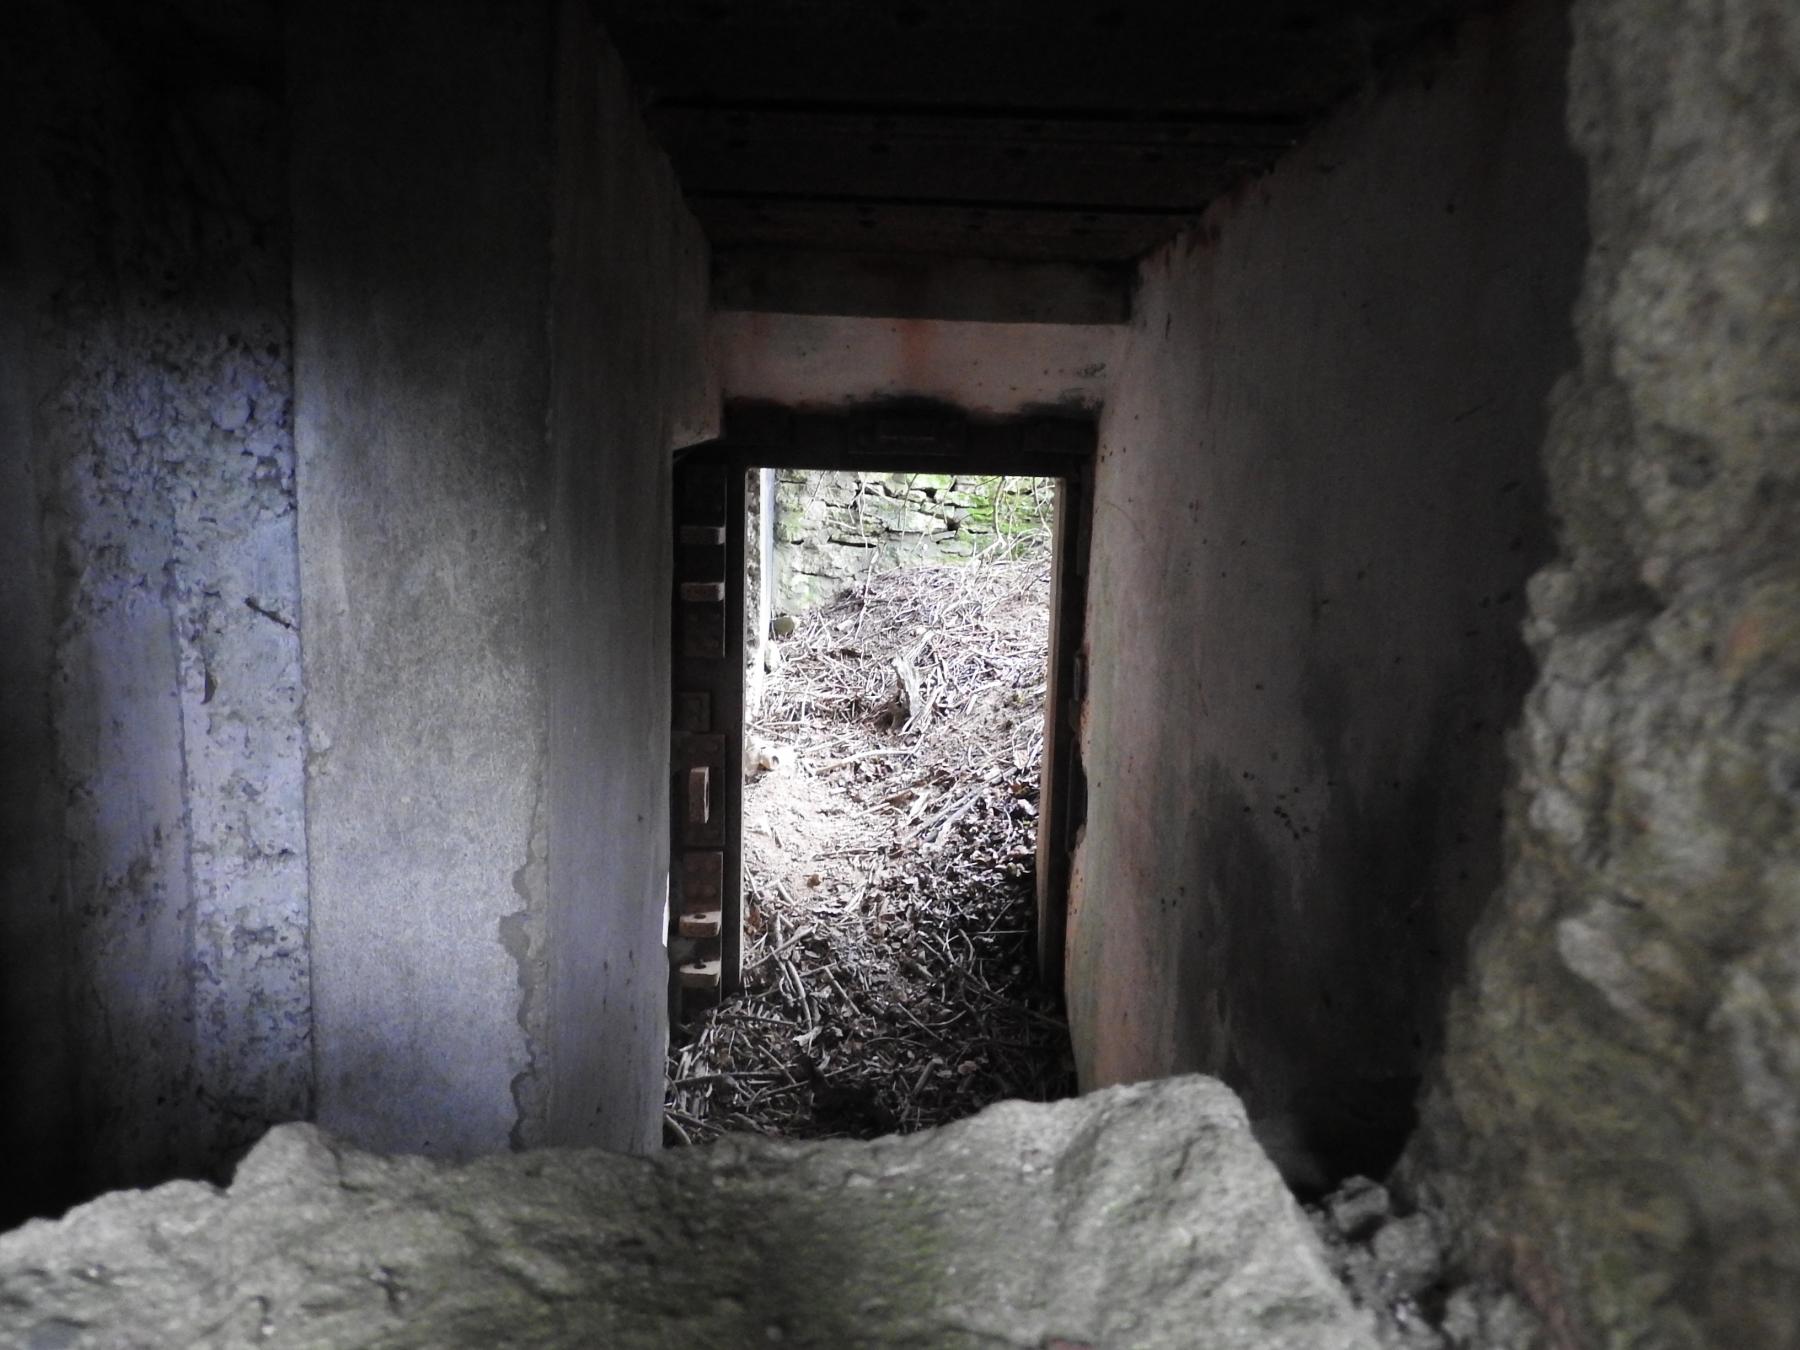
[665, 548, 1075, 1143]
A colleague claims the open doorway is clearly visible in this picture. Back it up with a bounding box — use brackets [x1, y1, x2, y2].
[664, 407, 1093, 1144]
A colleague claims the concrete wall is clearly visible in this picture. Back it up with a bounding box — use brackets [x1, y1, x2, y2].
[1068, 0, 1585, 1184]
[0, 21, 67, 1222]
[0, 0, 311, 1221]
[292, 0, 553, 1161]
[543, 0, 716, 1153]
[294, 0, 714, 1159]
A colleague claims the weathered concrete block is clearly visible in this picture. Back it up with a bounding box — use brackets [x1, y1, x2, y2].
[0, 1077, 1374, 1350]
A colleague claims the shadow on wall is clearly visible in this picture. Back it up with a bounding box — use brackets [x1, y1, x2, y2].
[1198, 477, 1556, 1196]
[1067, 0, 1583, 1199]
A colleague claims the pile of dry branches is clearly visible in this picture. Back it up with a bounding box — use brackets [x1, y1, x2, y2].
[665, 545, 1074, 1144]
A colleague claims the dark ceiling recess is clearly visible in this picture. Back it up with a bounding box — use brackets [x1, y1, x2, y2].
[598, 0, 1477, 265]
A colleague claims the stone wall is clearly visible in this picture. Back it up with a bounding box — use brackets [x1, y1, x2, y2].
[0, 0, 310, 1223]
[1411, 1, 1800, 1345]
[774, 471, 1051, 613]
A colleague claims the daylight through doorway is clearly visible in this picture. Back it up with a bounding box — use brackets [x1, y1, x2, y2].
[664, 472, 1075, 1144]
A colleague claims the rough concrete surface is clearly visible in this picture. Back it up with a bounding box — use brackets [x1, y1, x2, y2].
[1070, 0, 1583, 1187]
[1412, 1, 1800, 1345]
[1, 0, 310, 1220]
[0, 1077, 1375, 1350]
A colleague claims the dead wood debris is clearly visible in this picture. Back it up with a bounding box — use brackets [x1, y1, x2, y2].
[666, 545, 1075, 1144]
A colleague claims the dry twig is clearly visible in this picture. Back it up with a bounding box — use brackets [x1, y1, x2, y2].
[665, 547, 1073, 1143]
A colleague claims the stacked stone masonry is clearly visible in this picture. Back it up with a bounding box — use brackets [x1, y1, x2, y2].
[773, 470, 1051, 613]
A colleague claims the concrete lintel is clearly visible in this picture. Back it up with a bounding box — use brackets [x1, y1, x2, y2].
[712, 311, 1121, 419]
[713, 247, 1133, 326]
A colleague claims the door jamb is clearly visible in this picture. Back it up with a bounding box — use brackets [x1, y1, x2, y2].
[669, 403, 1093, 1018]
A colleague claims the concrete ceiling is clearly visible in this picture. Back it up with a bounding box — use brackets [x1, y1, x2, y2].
[598, 0, 1478, 266]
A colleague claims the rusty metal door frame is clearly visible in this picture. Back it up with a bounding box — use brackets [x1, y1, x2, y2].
[669, 402, 1093, 1022]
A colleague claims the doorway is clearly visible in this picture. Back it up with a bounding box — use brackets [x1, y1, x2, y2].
[665, 404, 1093, 1142]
